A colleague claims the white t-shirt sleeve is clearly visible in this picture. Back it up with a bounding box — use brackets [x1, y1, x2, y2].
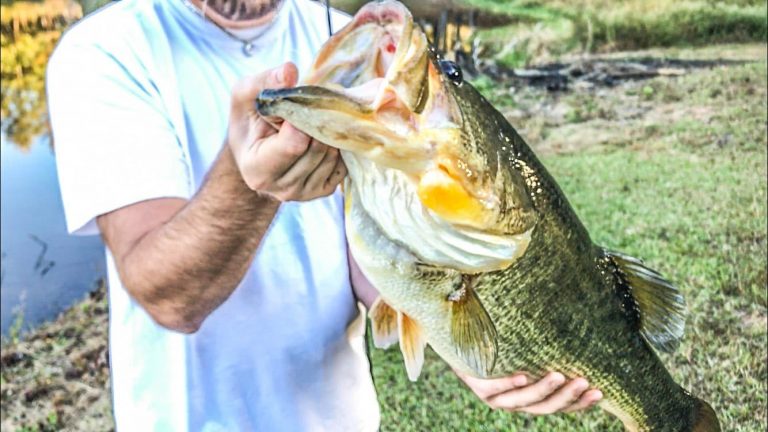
[47, 37, 192, 236]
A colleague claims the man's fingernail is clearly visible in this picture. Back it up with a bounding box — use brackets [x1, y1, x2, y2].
[549, 373, 565, 387]
[573, 379, 588, 392]
[592, 390, 603, 402]
[512, 375, 527, 386]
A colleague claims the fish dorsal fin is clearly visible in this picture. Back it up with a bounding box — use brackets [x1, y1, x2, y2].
[605, 250, 686, 353]
[369, 297, 399, 349]
[398, 312, 427, 381]
[448, 275, 498, 377]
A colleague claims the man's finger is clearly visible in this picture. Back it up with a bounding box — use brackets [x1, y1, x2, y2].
[457, 370, 531, 400]
[486, 372, 565, 410]
[251, 122, 312, 180]
[515, 377, 589, 415]
[561, 389, 603, 413]
[324, 154, 347, 190]
[275, 137, 329, 188]
[261, 115, 284, 130]
[249, 115, 279, 150]
[303, 147, 340, 192]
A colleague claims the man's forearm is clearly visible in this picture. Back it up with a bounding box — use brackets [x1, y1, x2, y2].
[115, 146, 279, 332]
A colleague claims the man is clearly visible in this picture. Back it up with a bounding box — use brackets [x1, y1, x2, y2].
[47, 0, 602, 430]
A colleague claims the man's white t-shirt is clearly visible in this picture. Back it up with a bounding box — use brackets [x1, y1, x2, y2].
[46, 0, 380, 430]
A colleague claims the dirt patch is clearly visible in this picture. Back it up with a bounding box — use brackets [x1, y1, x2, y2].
[1, 284, 113, 431]
[478, 49, 767, 156]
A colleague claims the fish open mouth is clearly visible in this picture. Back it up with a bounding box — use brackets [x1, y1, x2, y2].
[305, 0, 430, 115]
[256, 0, 452, 175]
[256, 0, 536, 262]
[257, 0, 536, 272]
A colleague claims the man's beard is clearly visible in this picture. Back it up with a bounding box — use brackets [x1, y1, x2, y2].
[201, 0, 284, 21]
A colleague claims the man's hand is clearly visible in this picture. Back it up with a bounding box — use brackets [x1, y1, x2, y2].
[456, 370, 603, 415]
[100, 64, 348, 333]
[228, 62, 346, 202]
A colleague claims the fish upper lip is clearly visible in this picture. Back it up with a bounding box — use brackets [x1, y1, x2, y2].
[352, 0, 408, 28]
[256, 87, 373, 117]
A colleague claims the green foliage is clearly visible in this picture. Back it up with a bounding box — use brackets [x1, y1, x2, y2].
[8, 305, 26, 344]
[0, 0, 80, 26]
[575, 2, 768, 51]
[475, 0, 768, 67]
[0, 30, 60, 149]
[45, 412, 58, 429]
[468, 74, 517, 107]
[497, 47, 531, 68]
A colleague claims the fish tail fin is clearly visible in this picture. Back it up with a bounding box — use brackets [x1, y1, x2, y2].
[690, 397, 721, 432]
[601, 249, 686, 353]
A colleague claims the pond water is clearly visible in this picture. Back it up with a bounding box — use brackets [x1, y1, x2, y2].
[1, 15, 107, 337]
[0, 134, 106, 337]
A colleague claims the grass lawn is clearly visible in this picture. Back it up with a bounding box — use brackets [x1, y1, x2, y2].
[370, 45, 767, 431]
[473, 0, 767, 67]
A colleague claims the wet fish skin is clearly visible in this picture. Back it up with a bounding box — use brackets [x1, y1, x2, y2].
[256, 2, 720, 430]
[461, 86, 697, 428]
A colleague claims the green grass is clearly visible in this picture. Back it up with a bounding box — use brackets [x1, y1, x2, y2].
[580, 2, 768, 51]
[473, 0, 768, 67]
[372, 149, 767, 430]
[371, 50, 767, 431]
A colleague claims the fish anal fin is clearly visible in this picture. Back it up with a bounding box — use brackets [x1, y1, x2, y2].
[448, 275, 498, 377]
[604, 249, 686, 353]
[398, 312, 426, 382]
[369, 297, 399, 349]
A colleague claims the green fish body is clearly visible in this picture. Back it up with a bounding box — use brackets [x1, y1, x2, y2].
[256, 2, 721, 430]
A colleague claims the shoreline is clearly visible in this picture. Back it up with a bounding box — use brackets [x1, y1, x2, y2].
[1, 282, 114, 431]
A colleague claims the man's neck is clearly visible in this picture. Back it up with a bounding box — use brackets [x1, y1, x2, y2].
[189, 0, 284, 29]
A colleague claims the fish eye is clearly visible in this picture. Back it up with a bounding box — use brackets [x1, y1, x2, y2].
[438, 60, 463, 85]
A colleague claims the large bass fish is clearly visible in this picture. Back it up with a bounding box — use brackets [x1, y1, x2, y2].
[256, 1, 720, 430]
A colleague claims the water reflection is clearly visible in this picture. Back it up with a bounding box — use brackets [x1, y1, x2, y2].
[1, 133, 106, 337]
[0, 30, 59, 149]
[1, 1, 106, 337]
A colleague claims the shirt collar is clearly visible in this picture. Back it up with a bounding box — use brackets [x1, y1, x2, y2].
[166, 0, 292, 54]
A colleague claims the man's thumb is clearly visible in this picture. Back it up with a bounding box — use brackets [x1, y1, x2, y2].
[267, 62, 298, 89]
[233, 62, 298, 103]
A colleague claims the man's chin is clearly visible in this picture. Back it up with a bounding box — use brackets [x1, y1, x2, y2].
[189, 0, 284, 29]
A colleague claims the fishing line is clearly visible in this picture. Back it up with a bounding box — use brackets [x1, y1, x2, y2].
[325, 0, 333, 37]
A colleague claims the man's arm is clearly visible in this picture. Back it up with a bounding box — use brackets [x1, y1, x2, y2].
[98, 63, 345, 333]
[98, 147, 278, 333]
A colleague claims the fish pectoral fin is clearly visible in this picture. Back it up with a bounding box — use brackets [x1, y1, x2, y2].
[604, 249, 686, 353]
[448, 278, 498, 377]
[369, 297, 399, 349]
[398, 312, 426, 382]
